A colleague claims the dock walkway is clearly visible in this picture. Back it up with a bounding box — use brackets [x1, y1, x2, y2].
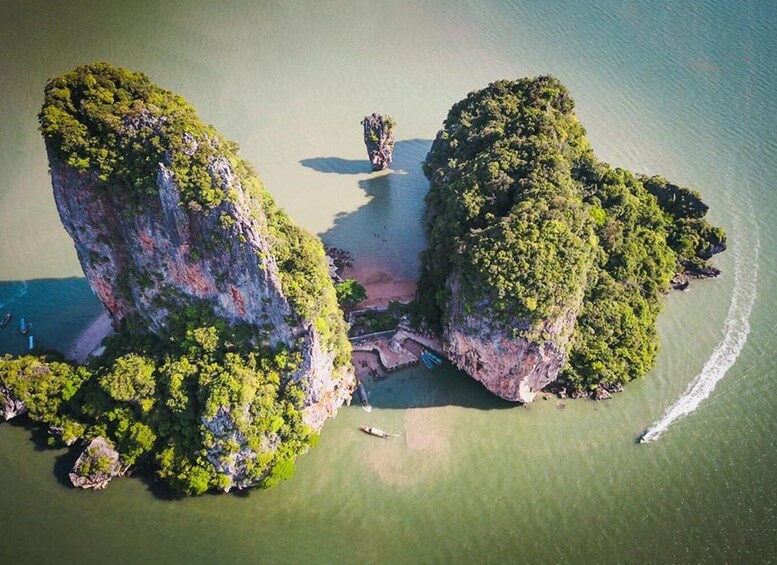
[351, 340, 418, 372]
[349, 326, 445, 374]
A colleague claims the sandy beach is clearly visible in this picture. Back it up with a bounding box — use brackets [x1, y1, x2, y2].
[341, 265, 417, 309]
[68, 311, 113, 363]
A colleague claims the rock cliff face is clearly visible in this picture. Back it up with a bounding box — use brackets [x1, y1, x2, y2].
[361, 113, 395, 171]
[0, 384, 27, 421]
[443, 276, 583, 403]
[49, 156, 293, 342]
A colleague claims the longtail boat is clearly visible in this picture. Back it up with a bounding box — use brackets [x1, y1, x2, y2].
[19, 317, 28, 334]
[360, 426, 396, 439]
[357, 381, 372, 413]
[0, 313, 11, 329]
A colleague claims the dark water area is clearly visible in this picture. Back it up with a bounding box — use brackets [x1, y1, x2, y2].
[0, 278, 102, 356]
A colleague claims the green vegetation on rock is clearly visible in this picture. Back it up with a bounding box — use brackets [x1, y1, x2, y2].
[334, 279, 367, 309]
[0, 354, 89, 445]
[40, 62, 223, 208]
[419, 76, 725, 392]
[1, 308, 315, 495]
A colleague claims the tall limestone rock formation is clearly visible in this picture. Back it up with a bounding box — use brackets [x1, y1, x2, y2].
[40, 63, 354, 431]
[420, 77, 595, 403]
[361, 113, 395, 171]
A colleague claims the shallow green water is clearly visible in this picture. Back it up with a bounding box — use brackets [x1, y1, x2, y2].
[1, 1, 775, 563]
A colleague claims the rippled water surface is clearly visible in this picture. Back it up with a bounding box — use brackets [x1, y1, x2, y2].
[0, 1, 775, 563]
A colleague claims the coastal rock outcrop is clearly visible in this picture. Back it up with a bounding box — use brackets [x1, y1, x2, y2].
[420, 77, 596, 402]
[0, 384, 27, 421]
[419, 76, 725, 401]
[69, 437, 125, 490]
[361, 113, 395, 171]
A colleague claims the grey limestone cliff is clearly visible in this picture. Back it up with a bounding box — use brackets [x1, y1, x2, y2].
[442, 271, 585, 403]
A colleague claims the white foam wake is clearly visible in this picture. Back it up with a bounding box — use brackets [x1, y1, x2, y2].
[0, 280, 28, 309]
[640, 227, 759, 443]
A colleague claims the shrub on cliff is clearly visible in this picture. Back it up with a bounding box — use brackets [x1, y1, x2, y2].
[335, 279, 367, 308]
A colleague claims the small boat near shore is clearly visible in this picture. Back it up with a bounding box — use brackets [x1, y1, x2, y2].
[424, 349, 443, 365]
[360, 426, 397, 439]
[19, 317, 28, 334]
[28, 335, 35, 350]
[356, 380, 372, 413]
[0, 313, 11, 329]
[420, 351, 435, 370]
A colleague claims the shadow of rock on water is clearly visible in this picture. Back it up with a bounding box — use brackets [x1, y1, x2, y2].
[52, 450, 79, 489]
[136, 472, 189, 501]
[4, 417, 78, 488]
[7, 415, 53, 452]
[363, 364, 515, 411]
[313, 139, 433, 280]
[299, 156, 370, 175]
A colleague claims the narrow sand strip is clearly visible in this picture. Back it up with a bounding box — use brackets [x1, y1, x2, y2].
[68, 312, 113, 363]
[342, 265, 417, 309]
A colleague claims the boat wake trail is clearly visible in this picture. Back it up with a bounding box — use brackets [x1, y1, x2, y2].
[0, 281, 28, 309]
[640, 223, 759, 443]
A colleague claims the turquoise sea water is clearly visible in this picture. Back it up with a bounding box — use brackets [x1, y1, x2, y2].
[0, 1, 775, 562]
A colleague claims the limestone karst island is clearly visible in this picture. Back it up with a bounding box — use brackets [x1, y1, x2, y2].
[0, 63, 726, 494]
